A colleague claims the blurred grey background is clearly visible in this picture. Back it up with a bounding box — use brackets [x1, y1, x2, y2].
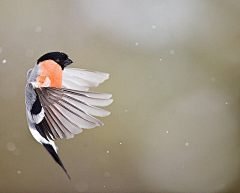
[0, 0, 240, 192]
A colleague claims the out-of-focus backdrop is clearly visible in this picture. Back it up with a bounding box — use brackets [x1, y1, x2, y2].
[0, 1, 240, 192]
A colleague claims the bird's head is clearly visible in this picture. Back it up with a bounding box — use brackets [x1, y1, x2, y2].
[37, 52, 73, 69]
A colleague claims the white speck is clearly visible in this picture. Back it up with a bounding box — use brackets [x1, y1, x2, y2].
[135, 42, 139, 46]
[7, 142, 16, 151]
[17, 171, 21, 174]
[211, 77, 215, 82]
[181, 165, 185, 168]
[226, 102, 228, 105]
[170, 50, 175, 55]
[103, 186, 106, 188]
[106, 150, 110, 154]
[117, 186, 120, 188]
[75, 181, 89, 192]
[156, 150, 159, 153]
[35, 26, 42, 32]
[25, 49, 33, 57]
[0, 47, 2, 54]
[151, 25, 157, 29]
[125, 110, 128, 112]
[159, 59, 162, 61]
[166, 131, 169, 134]
[120, 142, 122, 145]
[127, 44, 129, 47]
[185, 142, 189, 146]
[104, 172, 110, 177]
[2, 59, 7, 64]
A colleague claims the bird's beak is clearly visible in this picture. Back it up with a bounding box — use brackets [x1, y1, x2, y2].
[64, 58, 73, 67]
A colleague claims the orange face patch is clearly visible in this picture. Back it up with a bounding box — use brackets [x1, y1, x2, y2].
[39, 60, 63, 87]
[36, 76, 51, 87]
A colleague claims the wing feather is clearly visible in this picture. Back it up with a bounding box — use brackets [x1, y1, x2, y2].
[62, 68, 109, 90]
[62, 79, 89, 91]
[45, 107, 70, 138]
[49, 87, 113, 107]
[46, 89, 106, 124]
[37, 89, 79, 139]
[35, 86, 112, 140]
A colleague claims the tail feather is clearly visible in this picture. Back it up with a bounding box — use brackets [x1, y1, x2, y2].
[43, 143, 71, 179]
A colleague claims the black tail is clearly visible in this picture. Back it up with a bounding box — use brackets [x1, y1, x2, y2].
[43, 143, 71, 179]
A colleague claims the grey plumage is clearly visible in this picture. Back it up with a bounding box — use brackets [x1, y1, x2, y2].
[25, 64, 40, 111]
[25, 65, 41, 130]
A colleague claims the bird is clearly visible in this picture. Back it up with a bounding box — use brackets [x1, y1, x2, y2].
[25, 52, 113, 179]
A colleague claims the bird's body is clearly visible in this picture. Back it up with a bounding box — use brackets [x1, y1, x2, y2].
[25, 52, 112, 179]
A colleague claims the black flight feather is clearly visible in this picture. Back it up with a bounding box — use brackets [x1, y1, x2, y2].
[31, 95, 42, 115]
[42, 143, 71, 179]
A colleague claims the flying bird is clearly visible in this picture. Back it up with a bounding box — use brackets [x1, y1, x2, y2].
[25, 52, 113, 179]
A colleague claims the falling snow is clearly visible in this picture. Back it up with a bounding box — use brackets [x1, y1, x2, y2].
[7, 142, 16, 151]
[185, 142, 189, 147]
[151, 25, 157, 29]
[135, 42, 139, 46]
[104, 172, 110, 177]
[170, 50, 175, 55]
[2, 59, 6, 64]
[211, 77, 216, 82]
[35, 26, 42, 32]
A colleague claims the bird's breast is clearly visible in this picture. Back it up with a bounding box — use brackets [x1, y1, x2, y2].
[39, 60, 62, 87]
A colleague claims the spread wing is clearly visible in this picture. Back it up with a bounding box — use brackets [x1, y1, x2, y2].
[62, 68, 110, 91]
[35, 87, 113, 140]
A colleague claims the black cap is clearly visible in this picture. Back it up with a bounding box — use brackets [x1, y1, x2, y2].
[37, 52, 73, 69]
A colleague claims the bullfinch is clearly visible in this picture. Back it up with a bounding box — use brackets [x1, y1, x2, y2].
[25, 52, 113, 179]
